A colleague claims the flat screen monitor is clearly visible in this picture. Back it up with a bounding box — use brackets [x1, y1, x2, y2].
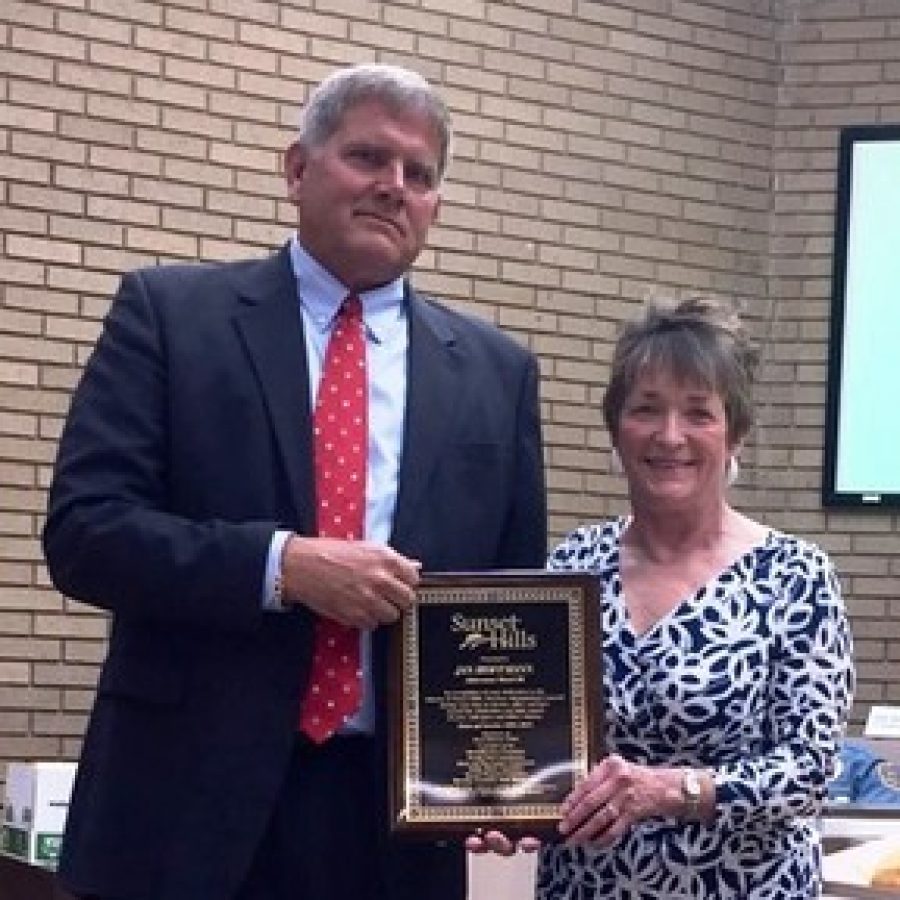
[823, 124, 900, 508]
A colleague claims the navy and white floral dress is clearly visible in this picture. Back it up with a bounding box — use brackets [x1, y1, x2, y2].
[538, 517, 855, 900]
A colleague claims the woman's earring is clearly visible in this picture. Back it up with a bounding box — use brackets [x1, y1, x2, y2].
[610, 447, 623, 475]
[726, 455, 739, 486]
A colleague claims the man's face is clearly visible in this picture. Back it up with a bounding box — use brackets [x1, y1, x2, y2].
[286, 99, 443, 292]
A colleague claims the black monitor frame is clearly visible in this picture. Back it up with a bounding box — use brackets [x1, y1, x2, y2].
[822, 123, 900, 508]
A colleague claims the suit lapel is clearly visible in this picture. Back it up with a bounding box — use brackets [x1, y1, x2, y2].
[390, 286, 460, 552]
[231, 244, 316, 534]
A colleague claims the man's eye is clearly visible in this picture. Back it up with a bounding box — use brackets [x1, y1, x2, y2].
[406, 165, 436, 188]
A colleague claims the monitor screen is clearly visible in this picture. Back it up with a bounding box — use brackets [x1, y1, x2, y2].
[823, 124, 900, 508]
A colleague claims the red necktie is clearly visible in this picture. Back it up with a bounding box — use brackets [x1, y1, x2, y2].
[299, 296, 366, 742]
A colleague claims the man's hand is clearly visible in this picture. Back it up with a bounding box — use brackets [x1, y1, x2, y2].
[280, 535, 420, 629]
[465, 830, 541, 857]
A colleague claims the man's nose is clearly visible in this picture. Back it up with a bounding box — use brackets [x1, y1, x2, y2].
[375, 160, 406, 194]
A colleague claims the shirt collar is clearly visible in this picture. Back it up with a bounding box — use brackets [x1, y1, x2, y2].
[288, 235, 406, 342]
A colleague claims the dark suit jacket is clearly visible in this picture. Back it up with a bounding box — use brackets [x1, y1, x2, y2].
[43, 244, 547, 900]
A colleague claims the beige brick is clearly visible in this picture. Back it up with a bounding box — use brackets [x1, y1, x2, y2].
[57, 10, 131, 44]
[209, 141, 279, 173]
[89, 0, 162, 26]
[480, 93, 543, 126]
[208, 40, 279, 74]
[87, 195, 159, 228]
[136, 128, 206, 161]
[449, 17, 511, 49]
[383, 6, 448, 36]
[0, 205, 46, 235]
[0, 304, 41, 336]
[0, 661, 31, 684]
[11, 26, 86, 61]
[34, 613, 107, 640]
[46, 263, 121, 295]
[64, 641, 107, 665]
[87, 93, 159, 126]
[0, 154, 51, 184]
[206, 188, 276, 220]
[419, 36, 481, 67]
[56, 61, 131, 95]
[33, 711, 89, 736]
[233, 219, 287, 246]
[164, 157, 233, 189]
[164, 57, 236, 90]
[0, 737, 62, 758]
[126, 226, 197, 258]
[164, 7, 236, 41]
[563, 226, 621, 253]
[8, 80, 84, 114]
[0, 48, 54, 82]
[135, 25, 205, 60]
[135, 76, 206, 110]
[2, 1, 54, 28]
[0, 102, 55, 132]
[540, 197, 598, 227]
[209, 0, 278, 24]
[131, 177, 203, 209]
[44, 315, 103, 345]
[33, 662, 101, 688]
[0, 411, 36, 439]
[412, 269, 473, 299]
[4, 486, 47, 512]
[234, 169, 285, 198]
[208, 86, 280, 124]
[162, 207, 232, 239]
[58, 114, 133, 147]
[0, 360, 39, 387]
[12, 132, 86, 165]
[7, 234, 81, 266]
[199, 237, 264, 261]
[435, 250, 498, 279]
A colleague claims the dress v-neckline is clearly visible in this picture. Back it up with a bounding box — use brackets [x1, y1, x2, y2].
[612, 518, 776, 640]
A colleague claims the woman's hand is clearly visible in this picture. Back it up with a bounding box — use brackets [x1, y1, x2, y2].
[558, 754, 684, 846]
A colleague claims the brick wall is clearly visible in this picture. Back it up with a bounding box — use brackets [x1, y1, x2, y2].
[0, 0, 896, 771]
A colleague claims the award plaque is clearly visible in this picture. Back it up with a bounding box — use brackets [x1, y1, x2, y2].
[388, 570, 602, 838]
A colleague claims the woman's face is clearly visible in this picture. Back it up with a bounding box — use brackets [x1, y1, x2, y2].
[615, 366, 737, 509]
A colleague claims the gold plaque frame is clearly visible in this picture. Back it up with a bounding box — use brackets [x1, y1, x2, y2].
[388, 570, 602, 838]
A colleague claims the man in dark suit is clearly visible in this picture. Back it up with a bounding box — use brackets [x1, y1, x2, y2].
[43, 64, 546, 900]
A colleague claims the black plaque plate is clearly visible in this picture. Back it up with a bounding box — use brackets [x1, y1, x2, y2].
[388, 570, 602, 838]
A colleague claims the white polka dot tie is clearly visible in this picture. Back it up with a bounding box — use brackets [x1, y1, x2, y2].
[299, 295, 366, 743]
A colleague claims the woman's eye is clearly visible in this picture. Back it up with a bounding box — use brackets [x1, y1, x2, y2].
[348, 146, 380, 165]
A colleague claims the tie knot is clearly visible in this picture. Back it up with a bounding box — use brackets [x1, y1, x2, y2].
[341, 295, 363, 323]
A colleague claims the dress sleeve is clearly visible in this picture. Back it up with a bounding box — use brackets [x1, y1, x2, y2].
[712, 542, 855, 830]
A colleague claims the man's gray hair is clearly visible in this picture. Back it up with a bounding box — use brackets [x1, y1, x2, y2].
[298, 63, 452, 180]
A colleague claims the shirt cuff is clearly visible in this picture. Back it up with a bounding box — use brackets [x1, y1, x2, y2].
[262, 530, 293, 611]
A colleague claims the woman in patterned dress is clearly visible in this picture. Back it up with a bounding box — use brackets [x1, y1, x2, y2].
[472, 296, 854, 899]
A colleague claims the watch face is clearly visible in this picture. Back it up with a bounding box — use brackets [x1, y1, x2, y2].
[684, 769, 701, 798]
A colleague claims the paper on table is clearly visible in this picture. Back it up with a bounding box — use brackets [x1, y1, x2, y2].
[823, 835, 900, 894]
